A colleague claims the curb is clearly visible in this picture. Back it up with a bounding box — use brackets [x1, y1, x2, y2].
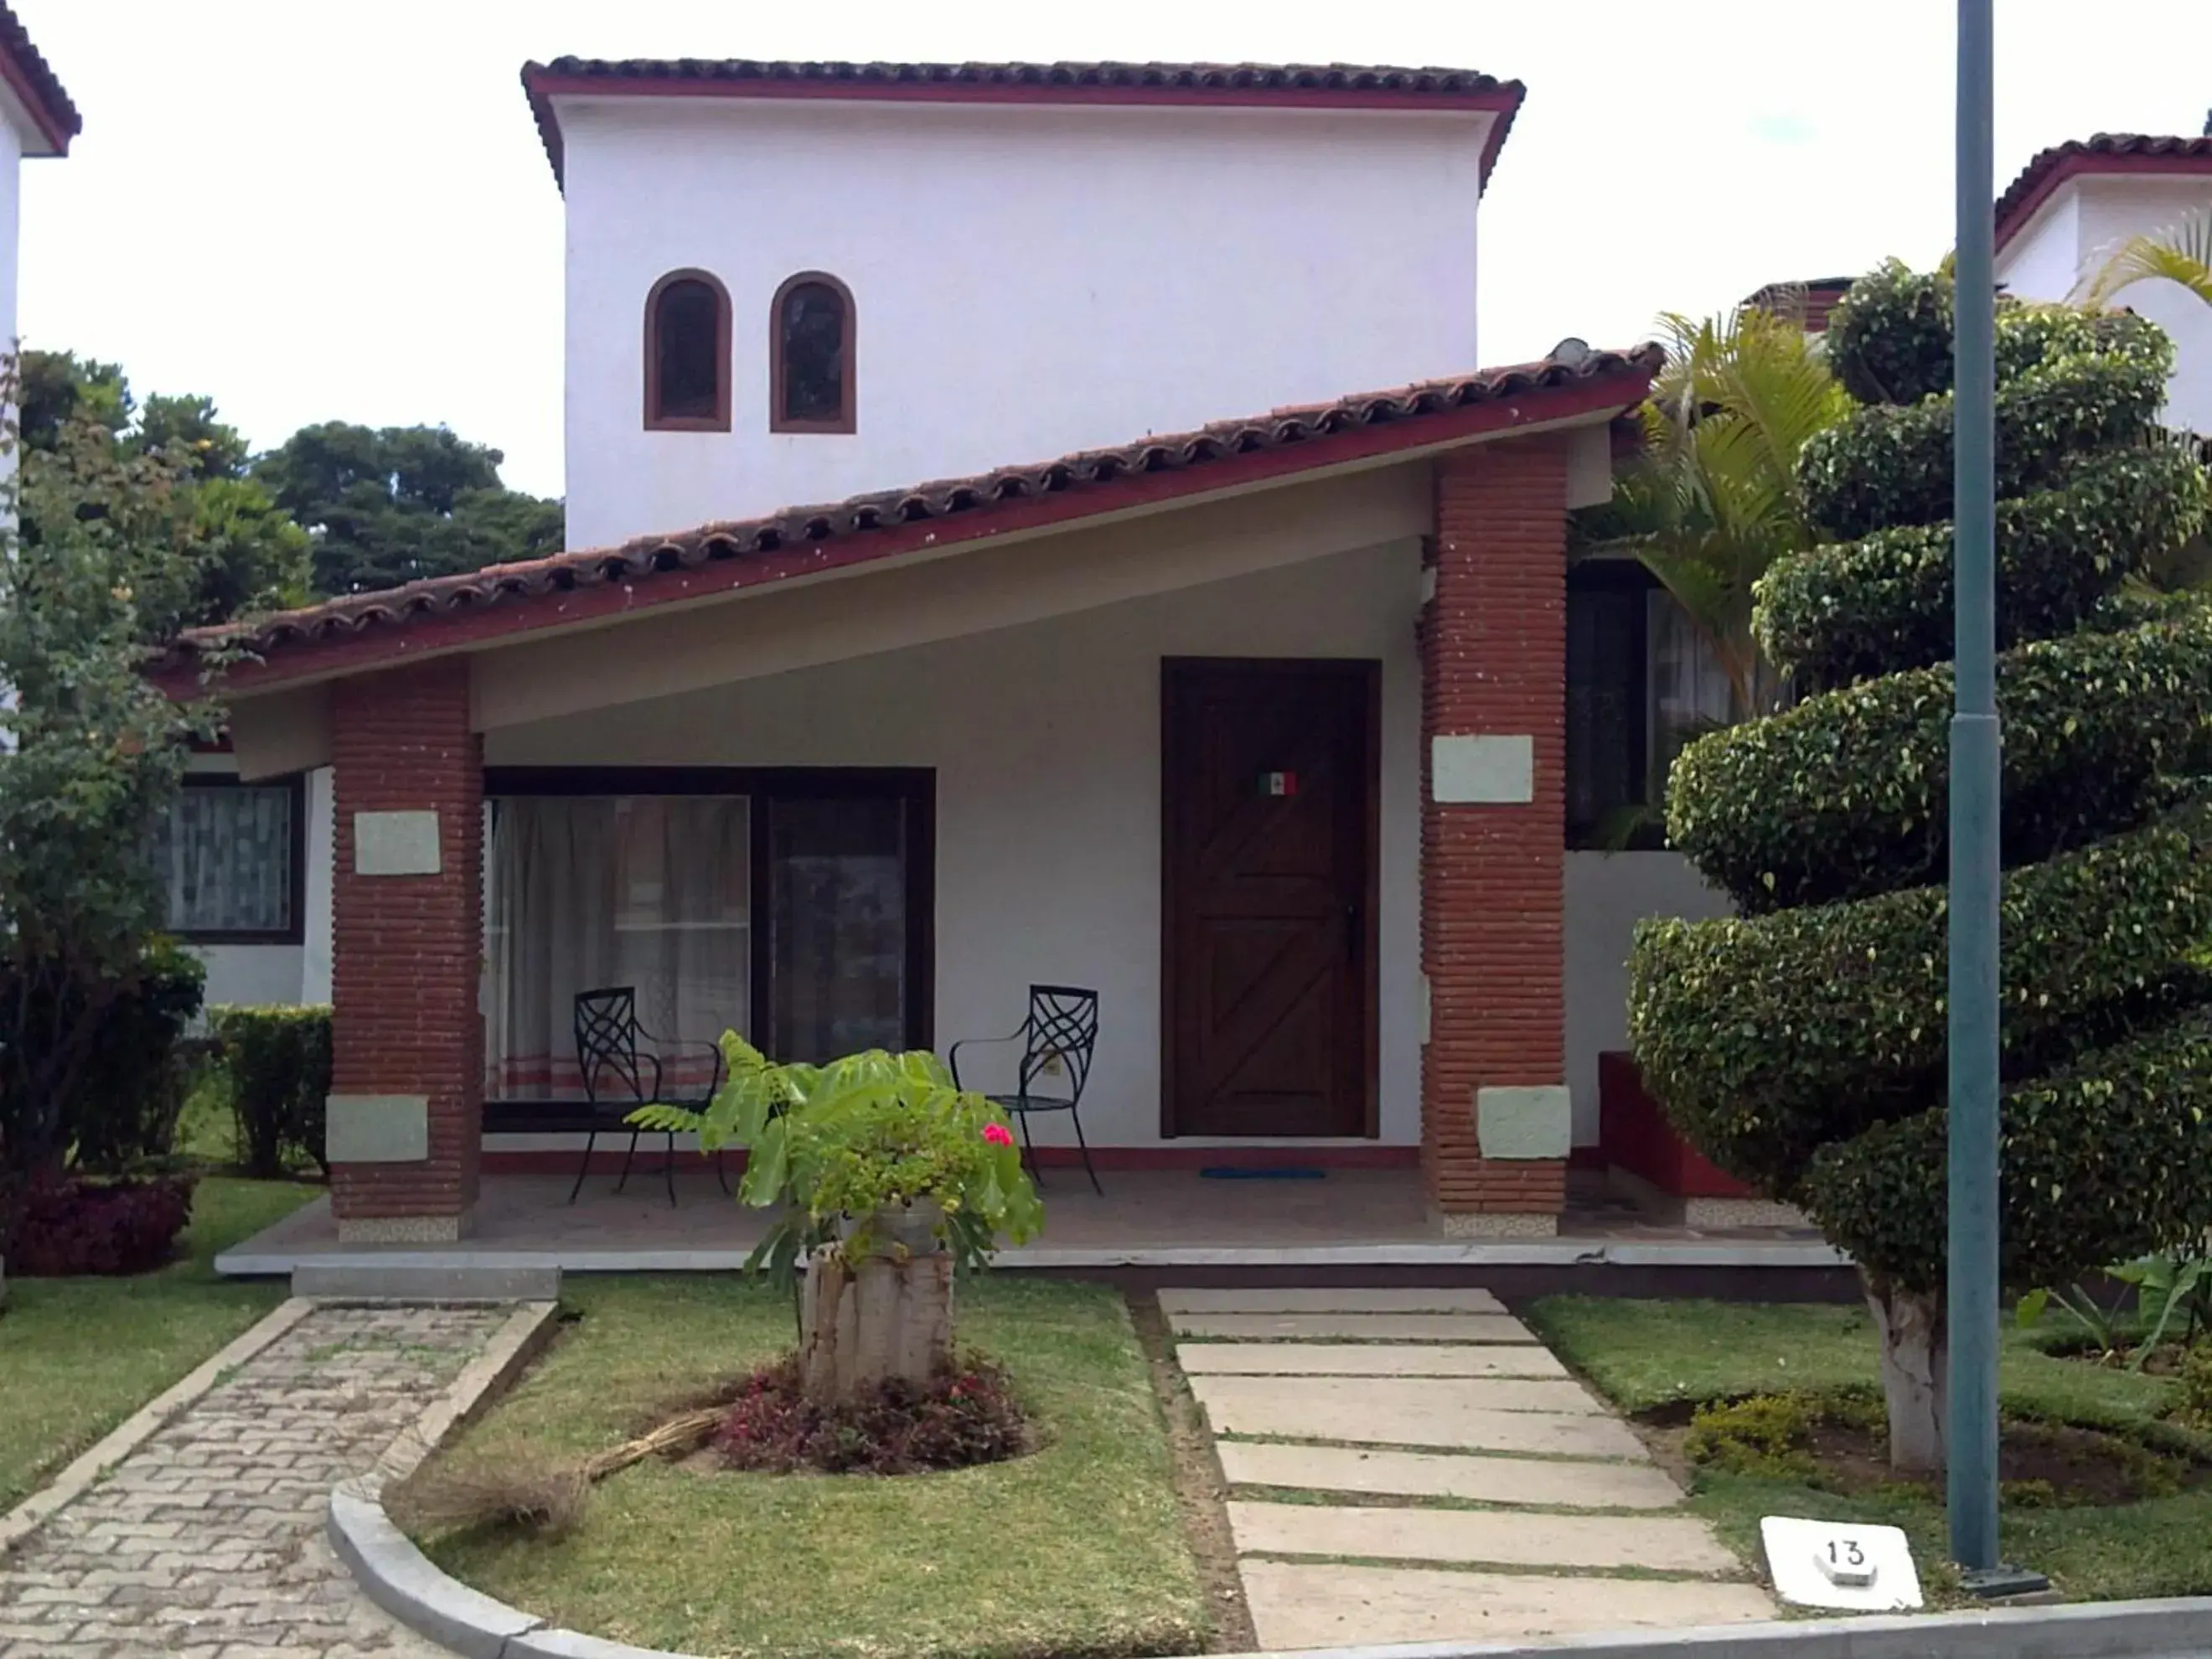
[0, 1295, 318, 1556]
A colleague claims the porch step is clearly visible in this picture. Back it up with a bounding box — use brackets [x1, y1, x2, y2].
[292, 1262, 564, 1302]
[1158, 1285, 1504, 1315]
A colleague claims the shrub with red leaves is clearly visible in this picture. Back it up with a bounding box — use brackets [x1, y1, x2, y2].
[714, 1355, 1030, 1475]
[10, 1176, 194, 1276]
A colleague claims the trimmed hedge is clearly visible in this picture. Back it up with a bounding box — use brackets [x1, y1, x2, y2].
[1824, 261, 2173, 415]
[1797, 351, 2169, 545]
[1799, 1005, 2212, 1294]
[1667, 612, 2212, 912]
[209, 1005, 331, 1179]
[1631, 810, 2212, 1195]
[1756, 442, 2210, 690]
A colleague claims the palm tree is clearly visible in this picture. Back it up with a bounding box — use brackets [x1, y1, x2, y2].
[1575, 297, 1853, 721]
[2076, 208, 2212, 315]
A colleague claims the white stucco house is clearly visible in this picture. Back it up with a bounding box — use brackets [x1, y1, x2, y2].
[0, 3, 76, 380]
[1992, 122, 2212, 434]
[163, 55, 1753, 1238]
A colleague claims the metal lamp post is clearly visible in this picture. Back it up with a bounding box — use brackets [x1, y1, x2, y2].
[1946, 0, 2003, 1579]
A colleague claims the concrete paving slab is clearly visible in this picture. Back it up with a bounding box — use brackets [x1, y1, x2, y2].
[1238, 1559, 1775, 1651]
[1158, 1286, 1506, 1315]
[1191, 1376, 1646, 1458]
[1171, 1310, 1538, 1343]
[1186, 1345, 1566, 1380]
[1216, 1440, 1686, 1509]
[1228, 1500, 1740, 1574]
[1178, 1341, 1567, 1377]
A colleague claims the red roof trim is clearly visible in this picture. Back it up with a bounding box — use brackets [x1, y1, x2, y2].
[164, 349, 1656, 698]
[521, 59, 1523, 193]
[1995, 137, 2212, 253]
[0, 3, 80, 155]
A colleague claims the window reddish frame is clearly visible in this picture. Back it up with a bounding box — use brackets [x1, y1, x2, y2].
[643, 268, 733, 432]
[768, 271, 857, 435]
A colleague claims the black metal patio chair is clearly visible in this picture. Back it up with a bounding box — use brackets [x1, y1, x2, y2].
[949, 985, 1102, 1194]
[571, 985, 726, 1206]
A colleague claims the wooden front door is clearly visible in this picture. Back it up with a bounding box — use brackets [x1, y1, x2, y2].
[1162, 659, 1377, 1138]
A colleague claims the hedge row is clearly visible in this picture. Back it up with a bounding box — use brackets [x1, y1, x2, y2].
[1798, 1003, 2212, 1295]
[1823, 261, 2174, 411]
[1797, 353, 2169, 544]
[1755, 442, 2210, 690]
[1630, 809, 2212, 1197]
[209, 1004, 331, 1178]
[1667, 612, 2212, 912]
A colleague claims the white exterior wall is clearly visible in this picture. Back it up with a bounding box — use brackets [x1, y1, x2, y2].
[484, 540, 1426, 1150]
[0, 111, 20, 370]
[180, 758, 335, 1010]
[558, 97, 1487, 549]
[1998, 176, 2212, 435]
[1563, 850, 1732, 1146]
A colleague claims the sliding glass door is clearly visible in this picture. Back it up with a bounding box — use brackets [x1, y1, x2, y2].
[483, 770, 931, 1106]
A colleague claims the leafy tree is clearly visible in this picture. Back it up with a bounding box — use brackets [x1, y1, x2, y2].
[2080, 207, 2212, 318]
[1578, 299, 1853, 722]
[254, 422, 565, 594]
[15, 350, 308, 623]
[1631, 263, 2212, 1473]
[0, 410, 225, 1257]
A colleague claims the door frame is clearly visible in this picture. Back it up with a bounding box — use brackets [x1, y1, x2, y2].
[1158, 657, 1382, 1140]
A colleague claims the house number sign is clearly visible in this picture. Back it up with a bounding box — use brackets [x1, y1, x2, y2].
[1760, 1516, 1922, 1611]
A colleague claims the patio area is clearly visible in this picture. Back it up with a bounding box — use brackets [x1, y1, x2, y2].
[213, 1167, 1844, 1280]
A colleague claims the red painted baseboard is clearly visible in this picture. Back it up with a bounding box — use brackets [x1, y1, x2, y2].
[1596, 1051, 1752, 1198]
[479, 1142, 1421, 1176]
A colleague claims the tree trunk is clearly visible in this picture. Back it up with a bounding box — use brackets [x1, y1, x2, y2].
[1866, 1278, 1948, 1475]
[798, 1248, 954, 1407]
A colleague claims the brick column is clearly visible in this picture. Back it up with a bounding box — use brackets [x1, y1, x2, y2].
[1419, 437, 1571, 1235]
[327, 659, 483, 1242]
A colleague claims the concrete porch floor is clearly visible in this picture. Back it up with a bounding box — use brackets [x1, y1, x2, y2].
[214, 1168, 1845, 1280]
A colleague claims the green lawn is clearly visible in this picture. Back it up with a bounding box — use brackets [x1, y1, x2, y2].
[1525, 1296, 2212, 1604]
[0, 1175, 319, 1510]
[418, 1277, 1209, 1659]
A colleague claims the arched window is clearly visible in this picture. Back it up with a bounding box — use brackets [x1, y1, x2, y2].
[770, 272, 855, 434]
[643, 270, 731, 431]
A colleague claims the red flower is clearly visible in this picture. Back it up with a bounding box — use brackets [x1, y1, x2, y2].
[983, 1123, 1015, 1148]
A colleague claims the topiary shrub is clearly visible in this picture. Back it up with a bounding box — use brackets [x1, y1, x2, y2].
[209, 1005, 331, 1178]
[65, 938, 206, 1174]
[10, 1175, 195, 1276]
[1631, 268, 2212, 1474]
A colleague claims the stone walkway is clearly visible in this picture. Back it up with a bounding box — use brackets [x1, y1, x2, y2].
[1165, 1285, 1777, 1650]
[0, 1303, 504, 1658]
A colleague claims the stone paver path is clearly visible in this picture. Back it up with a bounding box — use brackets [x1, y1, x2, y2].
[1164, 1285, 1776, 1650]
[0, 1302, 504, 1658]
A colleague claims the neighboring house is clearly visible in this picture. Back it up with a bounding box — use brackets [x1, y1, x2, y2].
[0, 2, 76, 375]
[166, 56, 1686, 1243]
[1994, 123, 2212, 434]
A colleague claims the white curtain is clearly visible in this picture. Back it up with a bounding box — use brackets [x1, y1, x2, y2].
[485, 796, 749, 1100]
[155, 783, 296, 935]
[1647, 592, 1735, 804]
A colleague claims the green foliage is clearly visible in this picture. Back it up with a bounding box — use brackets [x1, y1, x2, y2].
[1757, 442, 2209, 691]
[631, 1035, 1043, 1285]
[1632, 262, 2212, 1323]
[1667, 613, 2212, 913]
[2179, 1345, 2212, 1428]
[0, 404, 225, 1255]
[1573, 305, 1850, 716]
[2112, 1255, 2212, 1365]
[207, 1005, 332, 1178]
[1633, 814, 2212, 1191]
[1796, 1005, 2212, 1295]
[1682, 1393, 1819, 1480]
[1798, 333, 2170, 545]
[252, 421, 564, 596]
[64, 938, 206, 1174]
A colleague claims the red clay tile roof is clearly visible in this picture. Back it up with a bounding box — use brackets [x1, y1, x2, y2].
[0, 3, 79, 154]
[1995, 132, 2212, 250]
[166, 345, 1660, 680]
[1740, 276, 1855, 333]
[521, 58, 1523, 190]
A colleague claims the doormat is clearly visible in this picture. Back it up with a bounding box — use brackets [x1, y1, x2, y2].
[1198, 1166, 1326, 1181]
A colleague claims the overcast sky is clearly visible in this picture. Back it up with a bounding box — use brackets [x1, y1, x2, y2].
[19, 0, 2212, 500]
